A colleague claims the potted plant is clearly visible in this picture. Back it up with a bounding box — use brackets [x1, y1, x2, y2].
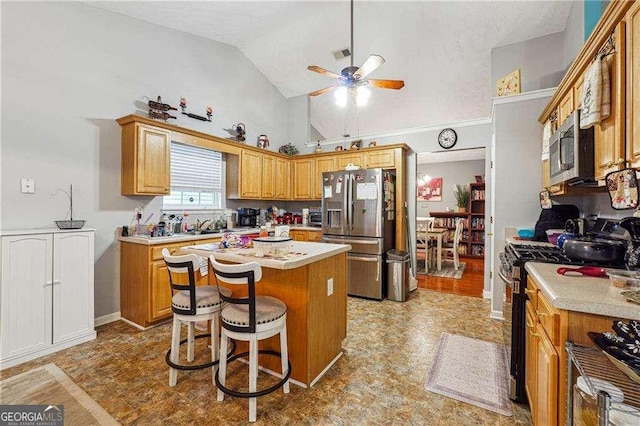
[452, 184, 470, 212]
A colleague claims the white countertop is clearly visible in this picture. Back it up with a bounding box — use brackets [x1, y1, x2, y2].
[1, 227, 96, 236]
[182, 241, 350, 270]
[525, 262, 640, 320]
[119, 228, 259, 245]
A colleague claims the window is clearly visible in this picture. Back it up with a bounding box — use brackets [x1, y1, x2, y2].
[163, 142, 224, 210]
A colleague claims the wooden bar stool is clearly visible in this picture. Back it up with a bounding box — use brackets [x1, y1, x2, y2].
[209, 255, 291, 423]
[162, 249, 231, 386]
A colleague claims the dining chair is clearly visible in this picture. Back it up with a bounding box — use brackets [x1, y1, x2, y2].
[442, 218, 464, 270]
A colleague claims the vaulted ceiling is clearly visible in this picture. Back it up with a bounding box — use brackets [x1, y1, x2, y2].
[87, 1, 574, 141]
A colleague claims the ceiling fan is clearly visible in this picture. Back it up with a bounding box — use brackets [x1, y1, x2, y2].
[307, 0, 404, 99]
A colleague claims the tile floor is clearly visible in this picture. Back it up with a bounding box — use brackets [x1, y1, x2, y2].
[1, 289, 532, 425]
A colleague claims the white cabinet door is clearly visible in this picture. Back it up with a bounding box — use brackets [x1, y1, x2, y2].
[1, 234, 53, 360]
[52, 232, 94, 344]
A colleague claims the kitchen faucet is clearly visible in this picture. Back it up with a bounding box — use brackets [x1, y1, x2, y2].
[196, 219, 211, 231]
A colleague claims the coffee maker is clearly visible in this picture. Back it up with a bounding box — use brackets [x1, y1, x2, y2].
[237, 208, 259, 227]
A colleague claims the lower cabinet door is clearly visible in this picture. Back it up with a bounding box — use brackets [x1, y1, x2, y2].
[535, 325, 559, 426]
[151, 261, 173, 322]
[1, 235, 53, 359]
[525, 303, 537, 421]
[52, 232, 94, 344]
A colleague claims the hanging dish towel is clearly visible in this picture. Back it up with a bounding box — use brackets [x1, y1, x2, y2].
[199, 256, 208, 276]
[580, 60, 602, 128]
[580, 58, 611, 129]
[541, 120, 551, 161]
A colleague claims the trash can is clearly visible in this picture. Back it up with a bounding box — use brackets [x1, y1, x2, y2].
[386, 249, 410, 302]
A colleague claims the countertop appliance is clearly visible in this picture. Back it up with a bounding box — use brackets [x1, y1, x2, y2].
[309, 209, 322, 227]
[321, 168, 395, 300]
[499, 220, 626, 403]
[549, 109, 595, 186]
[237, 208, 259, 227]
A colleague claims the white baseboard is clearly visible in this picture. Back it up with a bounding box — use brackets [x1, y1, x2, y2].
[490, 310, 505, 321]
[95, 312, 121, 327]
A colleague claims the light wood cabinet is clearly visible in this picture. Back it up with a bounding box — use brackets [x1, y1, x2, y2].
[627, 1, 640, 169]
[365, 150, 396, 168]
[121, 122, 171, 195]
[525, 302, 537, 424]
[292, 158, 314, 200]
[275, 156, 291, 199]
[594, 21, 626, 180]
[313, 156, 337, 199]
[289, 229, 322, 242]
[120, 238, 218, 328]
[539, 2, 635, 189]
[262, 154, 276, 199]
[1, 230, 96, 369]
[558, 91, 574, 126]
[525, 275, 622, 425]
[337, 152, 364, 169]
[534, 322, 559, 426]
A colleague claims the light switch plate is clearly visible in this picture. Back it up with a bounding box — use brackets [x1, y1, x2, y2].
[327, 277, 334, 296]
[21, 178, 35, 194]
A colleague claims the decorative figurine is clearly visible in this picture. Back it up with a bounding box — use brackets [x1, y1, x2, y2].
[315, 142, 323, 153]
[148, 96, 177, 121]
[257, 134, 269, 149]
[233, 123, 246, 143]
[178, 96, 213, 122]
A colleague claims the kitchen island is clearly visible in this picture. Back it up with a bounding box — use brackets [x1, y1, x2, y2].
[183, 241, 350, 388]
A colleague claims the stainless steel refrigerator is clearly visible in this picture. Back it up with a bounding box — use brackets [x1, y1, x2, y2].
[321, 168, 395, 299]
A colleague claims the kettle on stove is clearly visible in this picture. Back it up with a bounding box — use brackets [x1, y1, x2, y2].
[565, 218, 589, 236]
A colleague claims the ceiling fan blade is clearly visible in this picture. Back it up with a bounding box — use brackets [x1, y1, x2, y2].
[353, 55, 385, 79]
[367, 79, 405, 90]
[309, 86, 338, 97]
[307, 65, 341, 79]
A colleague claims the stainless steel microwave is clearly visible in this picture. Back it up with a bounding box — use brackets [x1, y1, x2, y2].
[549, 110, 595, 186]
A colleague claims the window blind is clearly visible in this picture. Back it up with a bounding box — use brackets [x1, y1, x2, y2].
[170, 142, 222, 191]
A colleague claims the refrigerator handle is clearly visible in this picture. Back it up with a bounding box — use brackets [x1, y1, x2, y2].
[348, 174, 354, 231]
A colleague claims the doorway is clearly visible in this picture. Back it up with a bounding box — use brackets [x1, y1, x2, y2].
[414, 147, 486, 297]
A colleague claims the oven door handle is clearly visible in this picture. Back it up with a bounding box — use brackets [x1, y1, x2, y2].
[497, 267, 512, 286]
[499, 267, 520, 294]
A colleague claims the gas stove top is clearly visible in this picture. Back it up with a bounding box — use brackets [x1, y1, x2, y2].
[506, 242, 625, 268]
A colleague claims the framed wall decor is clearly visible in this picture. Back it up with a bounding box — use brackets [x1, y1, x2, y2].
[496, 68, 521, 97]
[350, 139, 363, 150]
[417, 177, 443, 202]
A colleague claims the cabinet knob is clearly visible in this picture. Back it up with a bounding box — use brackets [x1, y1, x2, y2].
[53, 280, 61, 286]
[528, 330, 540, 337]
[605, 161, 614, 168]
[536, 310, 547, 317]
[43, 280, 53, 288]
[524, 288, 536, 296]
[617, 158, 626, 165]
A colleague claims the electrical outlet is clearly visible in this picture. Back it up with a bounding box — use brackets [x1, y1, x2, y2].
[21, 178, 35, 194]
[327, 277, 333, 296]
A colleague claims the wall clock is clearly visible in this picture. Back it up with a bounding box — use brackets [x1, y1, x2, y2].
[438, 128, 457, 149]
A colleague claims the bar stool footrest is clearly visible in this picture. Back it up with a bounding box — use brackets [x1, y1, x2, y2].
[215, 349, 292, 398]
[165, 334, 236, 371]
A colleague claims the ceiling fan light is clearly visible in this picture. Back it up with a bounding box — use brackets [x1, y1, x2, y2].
[356, 86, 371, 106]
[334, 86, 348, 107]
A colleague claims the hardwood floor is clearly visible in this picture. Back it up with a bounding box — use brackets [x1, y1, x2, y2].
[416, 254, 486, 298]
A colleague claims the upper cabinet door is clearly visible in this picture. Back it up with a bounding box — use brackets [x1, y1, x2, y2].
[293, 158, 314, 200]
[274, 157, 291, 199]
[240, 151, 263, 198]
[627, 2, 640, 168]
[314, 156, 337, 199]
[261, 154, 276, 199]
[136, 124, 171, 194]
[121, 123, 171, 195]
[594, 22, 626, 180]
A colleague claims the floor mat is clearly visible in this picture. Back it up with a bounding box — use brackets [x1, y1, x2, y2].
[417, 260, 466, 279]
[424, 332, 513, 416]
[0, 363, 117, 425]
